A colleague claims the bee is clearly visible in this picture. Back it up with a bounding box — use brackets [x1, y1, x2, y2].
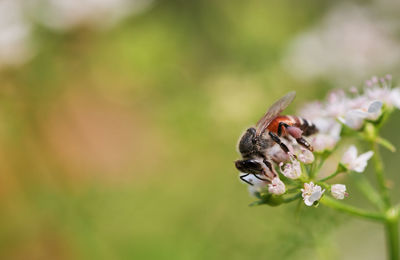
[235, 91, 318, 185]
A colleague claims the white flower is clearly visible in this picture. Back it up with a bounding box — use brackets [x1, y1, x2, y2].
[299, 102, 343, 153]
[390, 88, 400, 109]
[297, 148, 315, 164]
[341, 145, 374, 173]
[308, 118, 341, 152]
[268, 177, 286, 195]
[368, 100, 384, 114]
[312, 134, 337, 152]
[299, 76, 396, 136]
[325, 90, 351, 118]
[338, 100, 383, 130]
[331, 184, 348, 200]
[279, 155, 302, 179]
[298, 101, 325, 120]
[301, 182, 325, 206]
[365, 77, 400, 109]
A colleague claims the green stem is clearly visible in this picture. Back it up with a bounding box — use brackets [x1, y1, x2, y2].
[319, 169, 345, 182]
[350, 172, 385, 210]
[320, 196, 385, 222]
[385, 207, 399, 260]
[310, 156, 325, 179]
[372, 141, 391, 209]
[283, 193, 302, 203]
[371, 137, 399, 259]
[301, 163, 309, 179]
[385, 222, 399, 260]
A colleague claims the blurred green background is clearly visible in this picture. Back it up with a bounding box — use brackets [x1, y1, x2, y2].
[0, 0, 400, 259]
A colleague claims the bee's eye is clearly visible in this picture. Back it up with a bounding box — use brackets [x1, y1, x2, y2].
[244, 160, 262, 169]
[235, 159, 264, 173]
[245, 161, 257, 167]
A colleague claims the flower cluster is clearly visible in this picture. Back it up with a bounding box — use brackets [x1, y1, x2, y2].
[301, 75, 400, 150]
[238, 75, 399, 208]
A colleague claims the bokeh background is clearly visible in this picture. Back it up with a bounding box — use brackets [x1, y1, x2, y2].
[1, 0, 400, 259]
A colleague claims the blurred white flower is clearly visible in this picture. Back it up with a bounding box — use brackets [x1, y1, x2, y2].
[310, 122, 341, 152]
[282, 4, 400, 83]
[338, 110, 366, 130]
[0, 0, 33, 68]
[331, 184, 348, 200]
[390, 88, 400, 109]
[299, 75, 398, 137]
[368, 100, 384, 113]
[268, 177, 286, 195]
[301, 182, 325, 206]
[311, 133, 338, 153]
[365, 76, 400, 109]
[299, 103, 342, 152]
[28, 0, 153, 30]
[325, 90, 352, 118]
[341, 145, 374, 173]
[299, 101, 325, 120]
[338, 100, 383, 130]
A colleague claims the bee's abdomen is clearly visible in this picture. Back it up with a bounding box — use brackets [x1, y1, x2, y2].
[267, 116, 294, 133]
[267, 116, 317, 136]
[295, 116, 318, 136]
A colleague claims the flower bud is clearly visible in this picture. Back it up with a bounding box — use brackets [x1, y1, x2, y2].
[297, 149, 315, 164]
[268, 177, 286, 195]
[279, 159, 301, 179]
[331, 184, 348, 200]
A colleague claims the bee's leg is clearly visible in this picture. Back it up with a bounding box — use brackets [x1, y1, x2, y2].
[269, 132, 290, 154]
[277, 122, 290, 137]
[253, 174, 269, 182]
[263, 159, 273, 172]
[263, 159, 277, 178]
[296, 137, 313, 152]
[281, 124, 313, 151]
[239, 173, 253, 186]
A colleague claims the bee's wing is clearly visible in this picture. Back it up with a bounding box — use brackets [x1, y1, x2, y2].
[255, 91, 296, 136]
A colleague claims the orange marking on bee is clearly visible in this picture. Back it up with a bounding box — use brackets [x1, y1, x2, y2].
[267, 115, 297, 134]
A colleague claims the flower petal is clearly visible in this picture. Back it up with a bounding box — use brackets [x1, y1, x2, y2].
[368, 100, 383, 113]
[357, 151, 374, 162]
[341, 145, 358, 165]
